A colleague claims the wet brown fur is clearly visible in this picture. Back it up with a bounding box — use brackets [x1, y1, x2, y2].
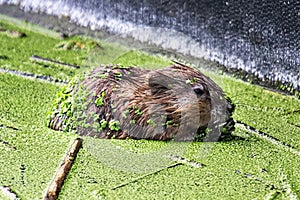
[49, 63, 234, 141]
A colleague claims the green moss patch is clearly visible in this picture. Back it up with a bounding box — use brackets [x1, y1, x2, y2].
[58, 129, 300, 199]
[222, 78, 300, 149]
[112, 50, 171, 68]
[0, 74, 77, 199]
[0, 73, 59, 127]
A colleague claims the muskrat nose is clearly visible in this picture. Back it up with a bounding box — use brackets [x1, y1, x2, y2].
[193, 84, 206, 95]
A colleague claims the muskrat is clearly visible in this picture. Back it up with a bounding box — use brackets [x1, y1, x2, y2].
[48, 62, 235, 141]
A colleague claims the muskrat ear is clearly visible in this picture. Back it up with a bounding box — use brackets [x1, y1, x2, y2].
[148, 73, 171, 94]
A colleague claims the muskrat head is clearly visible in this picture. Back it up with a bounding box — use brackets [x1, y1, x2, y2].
[142, 65, 212, 141]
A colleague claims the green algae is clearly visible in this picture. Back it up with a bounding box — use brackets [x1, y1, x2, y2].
[0, 127, 77, 199]
[222, 77, 300, 149]
[95, 91, 106, 107]
[56, 67, 300, 199]
[112, 50, 171, 68]
[0, 73, 59, 127]
[58, 129, 300, 199]
[0, 74, 77, 199]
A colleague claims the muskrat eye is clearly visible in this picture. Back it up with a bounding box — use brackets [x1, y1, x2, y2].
[193, 84, 206, 95]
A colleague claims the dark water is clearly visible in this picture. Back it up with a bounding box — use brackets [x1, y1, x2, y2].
[0, 0, 299, 96]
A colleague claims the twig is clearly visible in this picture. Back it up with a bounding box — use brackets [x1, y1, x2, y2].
[235, 120, 300, 156]
[43, 138, 82, 200]
[234, 170, 278, 190]
[0, 123, 20, 131]
[167, 155, 205, 168]
[290, 123, 300, 128]
[0, 68, 68, 85]
[0, 139, 17, 151]
[111, 163, 182, 190]
[30, 55, 80, 69]
[0, 185, 19, 200]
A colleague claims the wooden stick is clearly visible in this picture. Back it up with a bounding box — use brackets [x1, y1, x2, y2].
[0, 68, 68, 85]
[43, 138, 82, 200]
[111, 162, 182, 190]
[168, 155, 205, 168]
[30, 55, 80, 69]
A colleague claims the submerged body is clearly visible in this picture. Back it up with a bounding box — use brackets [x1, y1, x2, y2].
[48, 63, 234, 141]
